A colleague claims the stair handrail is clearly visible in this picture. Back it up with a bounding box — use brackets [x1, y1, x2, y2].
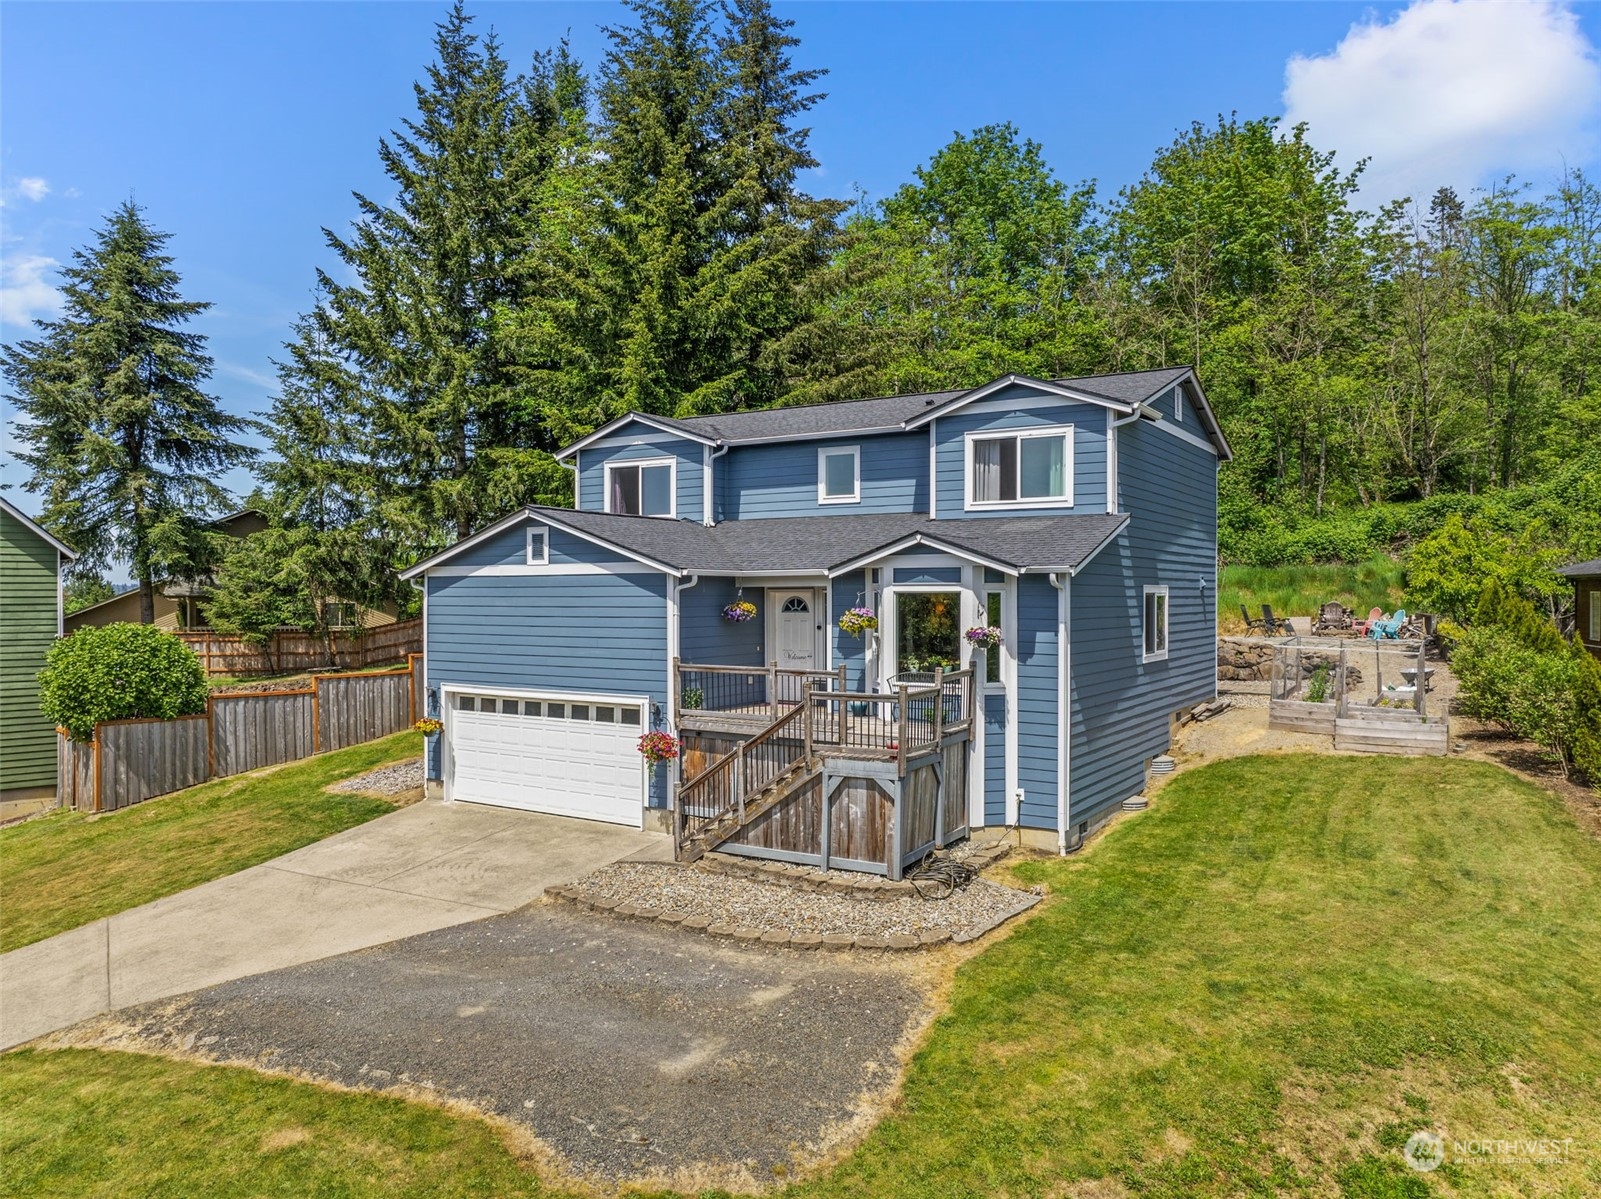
[676, 696, 813, 851]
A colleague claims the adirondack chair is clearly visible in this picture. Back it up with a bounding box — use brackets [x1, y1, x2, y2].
[1313, 601, 1350, 634]
[1239, 605, 1269, 634]
[1351, 607, 1384, 636]
[1368, 608, 1408, 640]
[1260, 604, 1295, 636]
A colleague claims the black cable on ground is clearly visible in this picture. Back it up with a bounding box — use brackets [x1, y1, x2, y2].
[906, 853, 980, 900]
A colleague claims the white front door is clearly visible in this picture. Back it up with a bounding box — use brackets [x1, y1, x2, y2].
[772, 590, 818, 671]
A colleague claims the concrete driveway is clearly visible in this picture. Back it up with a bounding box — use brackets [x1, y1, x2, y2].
[62, 906, 927, 1188]
[1, 799, 666, 1050]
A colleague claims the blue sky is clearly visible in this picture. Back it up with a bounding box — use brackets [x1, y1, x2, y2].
[5, 0, 1601, 531]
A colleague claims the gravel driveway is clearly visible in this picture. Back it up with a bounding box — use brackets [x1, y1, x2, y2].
[79, 905, 928, 1187]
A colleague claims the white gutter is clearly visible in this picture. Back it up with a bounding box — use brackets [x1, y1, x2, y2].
[1106, 405, 1145, 515]
[704, 444, 730, 526]
[1049, 572, 1071, 854]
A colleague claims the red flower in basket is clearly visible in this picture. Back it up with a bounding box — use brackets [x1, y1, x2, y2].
[637, 731, 680, 765]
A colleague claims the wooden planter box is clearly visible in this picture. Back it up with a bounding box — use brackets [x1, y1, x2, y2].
[1268, 698, 1337, 734]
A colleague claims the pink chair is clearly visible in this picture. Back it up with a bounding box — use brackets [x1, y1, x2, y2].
[1351, 607, 1383, 637]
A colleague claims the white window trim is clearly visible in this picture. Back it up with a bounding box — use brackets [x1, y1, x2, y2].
[981, 586, 1007, 694]
[525, 526, 549, 565]
[603, 456, 677, 519]
[1142, 584, 1170, 663]
[817, 444, 861, 505]
[963, 423, 1074, 511]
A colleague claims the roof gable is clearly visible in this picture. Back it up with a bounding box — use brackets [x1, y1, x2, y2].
[0, 497, 78, 560]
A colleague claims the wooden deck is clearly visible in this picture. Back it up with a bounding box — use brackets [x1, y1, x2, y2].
[672, 661, 975, 876]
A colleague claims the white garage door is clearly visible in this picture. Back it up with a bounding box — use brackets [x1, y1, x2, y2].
[447, 691, 645, 826]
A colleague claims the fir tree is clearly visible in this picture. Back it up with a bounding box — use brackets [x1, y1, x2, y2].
[3, 200, 254, 622]
[315, 2, 557, 545]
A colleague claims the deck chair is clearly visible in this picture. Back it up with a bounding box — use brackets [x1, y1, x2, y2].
[1313, 601, 1350, 634]
[1369, 608, 1407, 640]
[1260, 604, 1295, 636]
[1351, 607, 1383, 637]
[1239, 605, 1269, 634]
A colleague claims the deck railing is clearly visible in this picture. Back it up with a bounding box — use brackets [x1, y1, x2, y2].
[672, 664, 974, 855]
[672, 659, 844, 723]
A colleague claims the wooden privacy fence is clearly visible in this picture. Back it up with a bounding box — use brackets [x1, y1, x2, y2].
[58, 655, 424, 814]
[175, 618, 422, 678]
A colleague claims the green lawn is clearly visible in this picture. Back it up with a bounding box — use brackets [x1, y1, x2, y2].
[5, 754, 1600, 1198]
[1221, 555, 1406, 632]
[0, 731, 417, 953]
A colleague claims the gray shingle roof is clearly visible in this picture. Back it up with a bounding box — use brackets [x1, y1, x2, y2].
[663, 369, 1193, 444]
[530, 507, 1128, 575]
[1557, 559, 1601, 578]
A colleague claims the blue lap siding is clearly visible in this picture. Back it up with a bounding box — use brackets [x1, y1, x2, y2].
[1068, 418, 1217, 830]
[1014, 573, 1061, 829]
[830, 571, 870, 689]
[679, 577, 763, 666]
[578, 434, 705, 519]
[931, 388, 1110, 518]
[720, 432, 928, 520]
[983, 692, 1006, 826]
[423, 522, 671, 806]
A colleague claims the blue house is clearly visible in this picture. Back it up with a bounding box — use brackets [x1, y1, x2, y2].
[405, 368, 1230, 876]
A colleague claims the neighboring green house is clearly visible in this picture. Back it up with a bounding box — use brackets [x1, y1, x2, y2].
[0, 497, 77, 810]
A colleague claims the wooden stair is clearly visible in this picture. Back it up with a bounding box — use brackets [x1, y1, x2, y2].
[677, 756, 821, 864]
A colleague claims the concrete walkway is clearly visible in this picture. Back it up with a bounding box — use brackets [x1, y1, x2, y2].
[0, 799, 667, 1050]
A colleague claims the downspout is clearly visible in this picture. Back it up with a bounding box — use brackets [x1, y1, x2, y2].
[705, 444, 730, 526]
[1107, 405, 1144, 515]
[1050, 572, 1072, 854]
[559, 453, 579, 506]
[668, 573, 700, 820]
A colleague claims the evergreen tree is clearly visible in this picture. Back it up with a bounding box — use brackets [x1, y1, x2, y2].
[3, 201, 254, 622]
[315, 2, 558, 545]
[516, 0, 842, 425]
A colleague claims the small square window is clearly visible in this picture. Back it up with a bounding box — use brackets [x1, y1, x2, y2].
[818, 446, 859, 504]
[547, 702, 566, 719]
[619, 707, 641, 726]
[523, 700, 543, 717]
[594, 706, 616, 723]
[571, 704, 591, 721]
[457, 695, 476, 711]
[526, 527, 548, 565]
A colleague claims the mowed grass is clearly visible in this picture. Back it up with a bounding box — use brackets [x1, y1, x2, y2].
[0, 731, 417, 953]
[5, 754, 1600, 1198]
[1220, 555, 1406, 632]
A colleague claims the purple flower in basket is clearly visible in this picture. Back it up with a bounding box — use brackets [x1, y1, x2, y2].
[722, 599, 757, 622]
[964, 625, 1002, 650]
[838, 607, 878, 637]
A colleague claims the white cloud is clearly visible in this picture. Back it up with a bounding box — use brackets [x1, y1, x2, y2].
[0, 254, 62, 326]
[1284, 0, 1601, 203]
[16, 177, 50, 202]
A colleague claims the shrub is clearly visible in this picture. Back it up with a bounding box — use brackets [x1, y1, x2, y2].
[40, 623, 208, 742]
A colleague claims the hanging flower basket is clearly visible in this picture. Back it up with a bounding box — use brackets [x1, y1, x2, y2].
[964, 625, 1002, 651]
[838, 607, 878, 637]
[637, 731, 681, 765]
[722, 600, 757, 623]
[413, 717, 443, 736]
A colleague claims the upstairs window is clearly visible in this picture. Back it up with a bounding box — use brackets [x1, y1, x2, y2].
[1143, 585, 1169, 662]
[606, 459, 675, 518]
[818, 445, 860, 504]
[967, 426, 1072, 508]
[321, 601, 358, 629]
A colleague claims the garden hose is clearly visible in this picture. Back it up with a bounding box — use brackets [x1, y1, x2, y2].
[906, 853, 980, 900]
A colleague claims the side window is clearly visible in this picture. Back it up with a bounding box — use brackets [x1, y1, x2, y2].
[968, 427, 1072, 507]
[1590, 588, 1600, 643]
[1143, 586, 1169, 662]
[817, 445, 860, 504]
[606, 460, 675, 517]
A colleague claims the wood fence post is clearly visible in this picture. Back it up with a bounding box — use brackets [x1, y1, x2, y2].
[932, 667, 944, 745]
[311, 675, 322, 753]
[92, 734, 103, 813]
[206, 694, 217, 781]
[767, 660, 779, 720]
